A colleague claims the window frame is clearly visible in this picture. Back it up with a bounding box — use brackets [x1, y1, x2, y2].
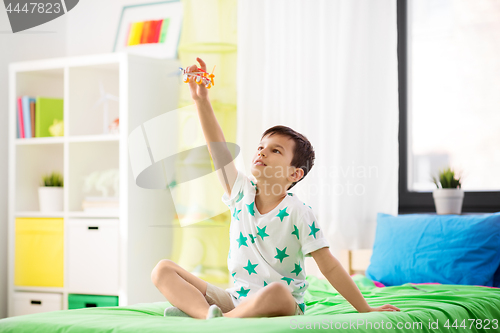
[397, 0, 500, 214]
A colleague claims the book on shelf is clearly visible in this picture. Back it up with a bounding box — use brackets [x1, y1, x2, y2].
[16, 97, 25, 138]
[21, 96, 36, 139]
[30, 100, 36, 138]
[16, 111, 19, 139]
[16, 96, 63, 139]
[35, 97, 63, 138]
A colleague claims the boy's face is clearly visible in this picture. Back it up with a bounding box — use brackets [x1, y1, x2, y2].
[251, 134, 300, 192]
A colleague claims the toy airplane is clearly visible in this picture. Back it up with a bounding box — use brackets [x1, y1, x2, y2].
[179, 65, 216, 89]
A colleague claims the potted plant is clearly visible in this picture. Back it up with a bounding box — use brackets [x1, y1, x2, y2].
[39, 172, 64, 212]
[432, 167, 464, 215]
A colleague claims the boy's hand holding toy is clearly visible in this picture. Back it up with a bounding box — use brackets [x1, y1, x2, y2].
[181, 57, 216, 102]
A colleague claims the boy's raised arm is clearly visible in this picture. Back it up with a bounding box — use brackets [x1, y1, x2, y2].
[186, 58, 238, 198]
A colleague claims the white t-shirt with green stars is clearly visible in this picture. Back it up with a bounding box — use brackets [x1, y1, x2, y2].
[222, 169, 330, 313]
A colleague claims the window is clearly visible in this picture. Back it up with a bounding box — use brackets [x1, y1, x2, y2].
[398, 0, 500, 213]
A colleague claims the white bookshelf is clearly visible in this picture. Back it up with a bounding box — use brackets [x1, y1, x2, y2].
[8, 53, 180, 317]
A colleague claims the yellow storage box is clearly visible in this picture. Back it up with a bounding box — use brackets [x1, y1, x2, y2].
[15, 218, 64, 287]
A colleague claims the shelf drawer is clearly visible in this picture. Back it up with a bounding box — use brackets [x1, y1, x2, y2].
[67, 219, 119, 294]
[13, 292, 62, 316]
[68, 294, 119, 310]
[15, 218, 64, 287]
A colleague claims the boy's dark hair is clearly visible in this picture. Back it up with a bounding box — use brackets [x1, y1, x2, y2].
[261, 125, 315, 191]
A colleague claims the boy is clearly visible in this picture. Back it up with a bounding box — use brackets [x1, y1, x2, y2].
[151, 58, 401, 319]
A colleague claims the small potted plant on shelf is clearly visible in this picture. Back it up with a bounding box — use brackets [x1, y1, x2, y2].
[39, 172, 64, 212]
[432, 167, 464, 215]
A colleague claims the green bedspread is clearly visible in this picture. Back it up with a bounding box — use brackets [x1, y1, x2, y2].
[1, 275, 499, 333]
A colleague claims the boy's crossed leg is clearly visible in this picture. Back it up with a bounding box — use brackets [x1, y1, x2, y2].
[151, 259, 297, 319]
[151, 259, 210, 319]
[223, 282, 297, 318]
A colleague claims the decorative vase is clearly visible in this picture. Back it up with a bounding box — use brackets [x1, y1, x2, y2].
[38, 187, 64, 212]
[432, 188, 464, 215]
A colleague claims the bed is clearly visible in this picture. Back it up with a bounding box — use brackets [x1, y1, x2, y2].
[1, 212, 499, 332]
[1, 274, 499, 333]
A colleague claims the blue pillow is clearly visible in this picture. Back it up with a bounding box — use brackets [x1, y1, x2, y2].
[365, 212, 500, 287]
[494, 262, 500, 287]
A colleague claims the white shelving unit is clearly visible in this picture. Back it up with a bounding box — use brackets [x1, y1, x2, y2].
[8, 53, 180, 317]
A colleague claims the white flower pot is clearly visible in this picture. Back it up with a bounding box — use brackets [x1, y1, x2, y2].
[38, 187, 64, 212]
[432, 188, 464, 215]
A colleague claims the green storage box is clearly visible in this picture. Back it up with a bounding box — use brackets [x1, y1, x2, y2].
[68, 294, 118, 310]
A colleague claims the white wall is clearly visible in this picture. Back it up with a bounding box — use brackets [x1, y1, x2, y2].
[0, 11, 67, 319]
[65, 0, 155, 56]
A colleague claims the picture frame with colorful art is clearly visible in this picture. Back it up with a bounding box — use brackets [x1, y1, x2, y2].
[112, 0, 183, 59]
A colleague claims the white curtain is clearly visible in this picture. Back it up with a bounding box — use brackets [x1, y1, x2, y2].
[236, 0, 399, 272]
